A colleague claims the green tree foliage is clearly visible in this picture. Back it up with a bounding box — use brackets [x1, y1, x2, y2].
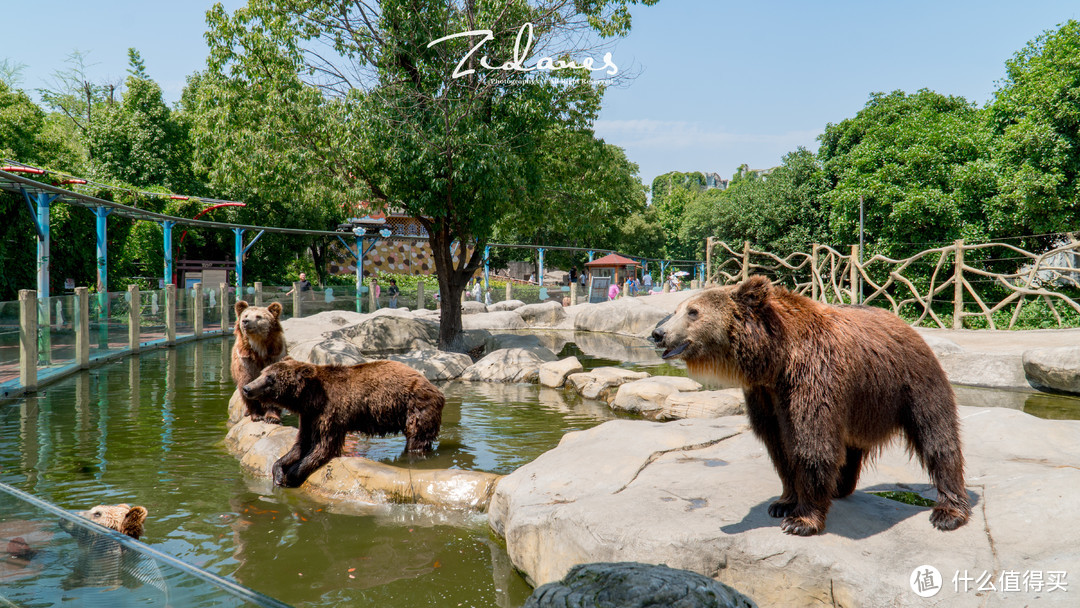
[987, 19, 1080, 237]
[493, 125, 648, 270]
[676, 151, 827, 259]
[200, 0, 658, 350]
[818, 89, 990, 258]
[87, 75, 193, 190]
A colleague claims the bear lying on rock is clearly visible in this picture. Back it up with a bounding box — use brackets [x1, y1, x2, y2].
[242, 358, 445, 487]
[653, 276, 970, 536]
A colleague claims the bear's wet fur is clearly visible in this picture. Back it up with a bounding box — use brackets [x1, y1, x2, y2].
[242, 358, 445, 488]
[231, 300, 287, 424]
[652, 276, 971, 536]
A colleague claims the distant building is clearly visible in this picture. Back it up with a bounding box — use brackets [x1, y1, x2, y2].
[703, 172, 729, 190]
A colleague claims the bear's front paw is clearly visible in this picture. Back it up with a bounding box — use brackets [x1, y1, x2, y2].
[768, 499, 796, 518]
[263, 411, 281, 425]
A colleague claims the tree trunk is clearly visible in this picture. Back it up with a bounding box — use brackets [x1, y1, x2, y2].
[428, 223, 480, 352]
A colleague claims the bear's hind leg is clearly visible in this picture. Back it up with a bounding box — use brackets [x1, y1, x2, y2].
[903, 393, 971, 531]
[833, 446, 865, 499]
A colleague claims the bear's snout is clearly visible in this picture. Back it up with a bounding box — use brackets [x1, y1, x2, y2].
[651, 326, 666, 345]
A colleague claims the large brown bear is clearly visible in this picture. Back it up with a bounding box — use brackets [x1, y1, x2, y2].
[652, 276, 970, 536]
[241, 358, 445, 488]
[231, 300, 287, 424]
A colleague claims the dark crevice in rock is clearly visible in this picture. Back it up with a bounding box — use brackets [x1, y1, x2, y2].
[613, 433, 741, 494]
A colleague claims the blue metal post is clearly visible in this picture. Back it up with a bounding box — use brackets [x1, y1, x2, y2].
[587, 250, 595, 263]
[537, 248, 546, 286]
[162, 220, 175, 287]
[233, 228, 244, 295]
[91, 207, 111, 349]
[483, 245, 491, 291]
[25, 190, 60, 364]
[360, 234, 369, 313]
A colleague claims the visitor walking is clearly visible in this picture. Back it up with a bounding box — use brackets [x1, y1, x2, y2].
[386, 278, 400, 308]
[286, 272, 312, 299]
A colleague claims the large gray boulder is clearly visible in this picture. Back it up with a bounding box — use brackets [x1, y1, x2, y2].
[574, 298, 670, 339]
[538, 357, 584, 388]
[333, 314, 439, 354]
[490, 299, 527, 312]
[460, 347, 558, 383]
[382, 349, 473, 381]
[462, 300, 488, 315]
[525, 562, 757, 608]
[306, 338, 368, 366]
[659, 389, 745, 420]
[566, 367, 651, 402]
[517, 301, 567, 327]
[1023, 346, 1080, 395]
[610, 376, 702, 415]
[226, 415, 501, 511]
[489, 407, 1080, 606]
[462, 311, 527, 331]
[935, 351, 1028, 389]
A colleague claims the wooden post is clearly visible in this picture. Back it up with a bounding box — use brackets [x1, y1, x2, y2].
[193, 282, 204, 338]
[570, 281, 578, 305]
[253, 281, 263, 306]
[370, 281, 378, 312]
[75, 287, 89, 368]
[741, 240, 751, 282]
[811, 244, 819, 302]
[416, 282, 425, 310]
[220, 282, 229, 334]
[292, 282, 302, 318]
[165, 284, 176, 345]
[19, 290, 37, 392]
[705, 237, 714, 284]
[505, 282, 512, 302]
[953, 239, 965, 330]
[849, 245, 860, 304]
[128, 285, 141, 353]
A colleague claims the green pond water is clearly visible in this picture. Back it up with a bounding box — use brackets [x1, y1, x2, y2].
[0, 338, 629, 608]
[2, 331, 1079, 608]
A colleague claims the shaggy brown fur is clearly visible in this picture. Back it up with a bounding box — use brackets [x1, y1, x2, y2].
[242, 358, 446, 488]
[231, 300, 287, 424]
[652, 276, 970, 536]
[75, 504, 148, 539]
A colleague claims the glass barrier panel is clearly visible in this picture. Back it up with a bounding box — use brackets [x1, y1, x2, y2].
[203, 285, 223, 334]
[0, 298, 21, 384]
[41, 294, 76, 370]
[0, 481, 292, 608]
[176, 288, 194, 338]
[140, 289, 168, 346]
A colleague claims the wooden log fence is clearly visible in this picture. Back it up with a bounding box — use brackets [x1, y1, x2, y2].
[707, 237, 1080, 329]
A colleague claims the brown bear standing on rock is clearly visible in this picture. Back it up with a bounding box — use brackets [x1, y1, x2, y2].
[652, 276, 971, 536]
[242, 358, 445, 488]
[231, 300, 287, 424]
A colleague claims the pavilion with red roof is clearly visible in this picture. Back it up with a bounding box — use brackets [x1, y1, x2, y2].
[585, 253, 640, 285]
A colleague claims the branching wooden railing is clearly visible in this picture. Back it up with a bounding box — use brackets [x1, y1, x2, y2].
[705, 236, 1080, 329]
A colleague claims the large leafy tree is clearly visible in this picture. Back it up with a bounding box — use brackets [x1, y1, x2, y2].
[492, 125, 647, 270]
[987, 19, 1080, 238]
[201, 0, 657, 350]
[818, 89, 991, 258]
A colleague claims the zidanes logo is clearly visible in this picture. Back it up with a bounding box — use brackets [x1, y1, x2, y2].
[427, 23, 618, 80]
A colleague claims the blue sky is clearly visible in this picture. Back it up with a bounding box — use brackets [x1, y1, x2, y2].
[4, 1, 1080, 187]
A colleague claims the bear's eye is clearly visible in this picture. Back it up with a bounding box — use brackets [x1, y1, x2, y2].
[687, 308, 699, 320]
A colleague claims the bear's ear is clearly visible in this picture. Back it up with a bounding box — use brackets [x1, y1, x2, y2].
[235, 300, 249, 316]
[121, 506, 147, 539]
[267, 302, 283, 319]
[735, 275, 772, 308]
